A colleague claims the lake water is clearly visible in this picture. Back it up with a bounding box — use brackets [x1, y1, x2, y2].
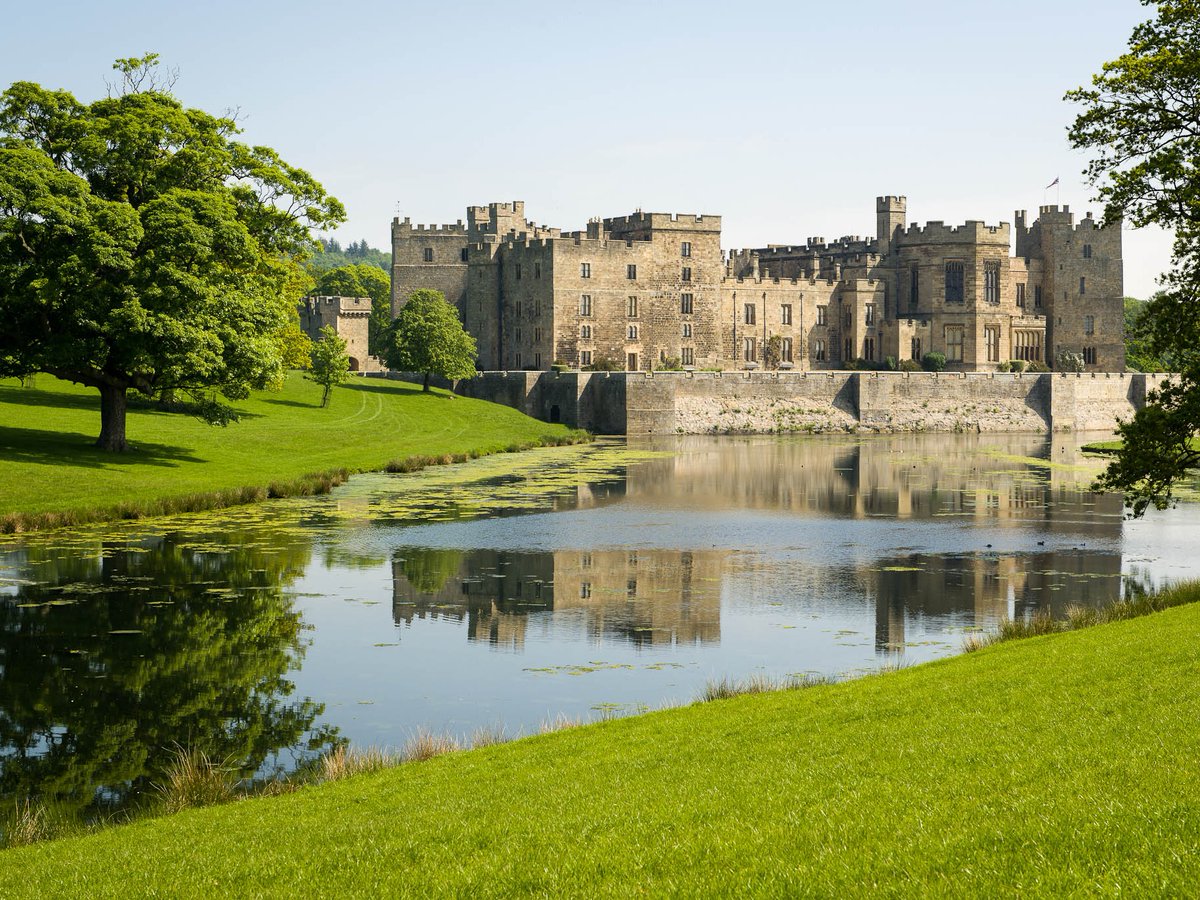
[2, 433, 1199, 816]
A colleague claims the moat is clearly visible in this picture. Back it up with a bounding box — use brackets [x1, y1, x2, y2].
[2, 433, 1199, 815]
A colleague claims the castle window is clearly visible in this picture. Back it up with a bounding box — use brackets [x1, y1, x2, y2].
[817, 305, 828, 326]
[863, 337, 875, 360]
[1084, 315, 1095, 335]
[515, 263, 522, 280]
[682, 323, 692, 338]
[580, 582, 592, 599]
[865, 304, 876, 327]
[682, 266, 692, 282]
[627, 264, 637, 280]
[984, 261, 1000, 304]
[515, 300, 522, 317]
[1083, 346, 1097, 365]
[944, 261, 964, 303]
[580, 350, 592, 367]
[534, 300, 541, 317]
[945, 325, 964, 362]
[627, 353, 639, 371]
[423, 247, 434, 262]
[743, 337, 757, 362]
[681, 241, 692, 258]
[628, 296, 639, 318]
[682, 347, 695, 366]
[535, 352, 541, 368]
[580, 295, 592, 317]
[781, 304, 793, 325]
[461, 248, 469, 262]
[1016, 283, 1026, 308]
[581, 262, 591, 278]
[534, 327, 542, 342]
[515, 327, 522, 342]
[1083, 244, 1093, 259]
[985, 325, 1000, 362]
[911, 337, 921, 360]
[844, 338, 853, 361]
[910, 266, 919, 309]
[744, 304, 756, 326]
[515, 352, 522, 368]
[815, 339, 826, 362]
[1079, 276, 1086, 295]
[535, 262, 541, 278]
[1034, 285, 1043, 308]
[681, 293, 694, 314]
[581, 324, 592, 339]
[628, 324, 639, 340]
[1014, 330, 1043, 362]
[781, 337, 793, 363]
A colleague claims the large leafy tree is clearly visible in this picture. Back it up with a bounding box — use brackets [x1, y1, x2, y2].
[1066, 0, 1200, 513]
[0, 55, 345, 451]
[312, 263, 391, 354]
[382, 289, 477, 392]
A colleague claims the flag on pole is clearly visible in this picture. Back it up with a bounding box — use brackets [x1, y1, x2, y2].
[1045, 176, 1059, 189]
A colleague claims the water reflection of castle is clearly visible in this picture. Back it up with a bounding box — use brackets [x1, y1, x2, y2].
[392, 549, 724, 650]
[390, 434, 1127, 655]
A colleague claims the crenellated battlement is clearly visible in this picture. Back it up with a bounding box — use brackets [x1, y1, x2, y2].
[391, 217, 468, 235]
[604, 211, 722, 232]
[896, 220, 1010, 243]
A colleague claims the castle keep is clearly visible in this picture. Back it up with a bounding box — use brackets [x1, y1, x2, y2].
[391, 197, 1123, 374]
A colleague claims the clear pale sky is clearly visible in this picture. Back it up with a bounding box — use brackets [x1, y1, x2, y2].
[2, 0, 1174, 298]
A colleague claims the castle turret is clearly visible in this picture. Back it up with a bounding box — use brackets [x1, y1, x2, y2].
[876, 196, 907, 258]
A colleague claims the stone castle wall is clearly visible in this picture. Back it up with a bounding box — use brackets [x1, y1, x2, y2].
[436, 370, 1171, 436]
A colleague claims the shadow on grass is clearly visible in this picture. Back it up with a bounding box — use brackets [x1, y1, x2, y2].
[0, 425, 203, 468]
[259, 397, 320, 410]
[0, 387, 102, 413]
[342, 380, 431, 398]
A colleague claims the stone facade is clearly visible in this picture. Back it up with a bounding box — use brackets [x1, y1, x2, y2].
[297, 295, 377, 372]
[391, 197, 1124, 374]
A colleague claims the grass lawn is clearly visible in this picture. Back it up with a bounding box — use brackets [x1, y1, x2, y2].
[0, 375, 577, 526]
[2, 601, 1197, 896]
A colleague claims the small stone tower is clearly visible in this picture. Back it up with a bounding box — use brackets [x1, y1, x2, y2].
[876, 196, 907, 258]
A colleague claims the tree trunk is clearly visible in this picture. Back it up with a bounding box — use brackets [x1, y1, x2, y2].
[96, 383, 129, 452]
[423, 372, 430, 392]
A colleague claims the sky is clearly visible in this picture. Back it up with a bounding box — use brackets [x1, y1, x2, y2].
[2, 0, 1174, 298]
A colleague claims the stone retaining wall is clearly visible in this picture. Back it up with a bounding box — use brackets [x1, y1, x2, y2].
[388, 370, 1172, 436]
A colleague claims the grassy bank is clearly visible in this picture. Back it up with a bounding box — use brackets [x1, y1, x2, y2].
[0, 375, 584, 531]
[3, 590, 1199, 896]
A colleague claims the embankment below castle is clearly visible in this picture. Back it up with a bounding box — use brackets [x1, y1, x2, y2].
[418, 370, 1171, 436]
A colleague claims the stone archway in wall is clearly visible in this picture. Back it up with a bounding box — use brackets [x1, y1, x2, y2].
[550, 404, 561, 423]
[348, 357, 361, 372]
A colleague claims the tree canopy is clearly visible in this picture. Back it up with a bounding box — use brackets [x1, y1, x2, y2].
[1067, 0, 1200, 513]
[312, 263, 391, 354]
[0, 54, 344, 450]
[308, 237, 389, 273]
[381, 290, 477, 392]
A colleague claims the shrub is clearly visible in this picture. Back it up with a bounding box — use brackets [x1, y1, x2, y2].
[884, 356, 898, 371]
[995, 360, 1012, 372]
[1056, 350, 1085, 372]
[585, 356, 621, 372]
[922, 351, 947, 372]
[897, 359, 922, 372]
[1027, 360, 1050, 373]
[658, 356, 683, 371]
[1008, 359, 1027, 373]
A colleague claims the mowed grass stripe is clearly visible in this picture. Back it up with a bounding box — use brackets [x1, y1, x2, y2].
[2, 602, 1197, 896]
[0, 375, 579, 523]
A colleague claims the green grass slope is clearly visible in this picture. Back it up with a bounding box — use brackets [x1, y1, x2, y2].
[0, 375, 575, 523]
[3, 604, 1198, 897]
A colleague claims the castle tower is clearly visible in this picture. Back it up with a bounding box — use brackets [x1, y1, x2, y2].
[876, 196, 907, 258]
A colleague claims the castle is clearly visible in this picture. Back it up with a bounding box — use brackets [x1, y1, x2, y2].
[297, 295, 380, 373]
[390, 197, 1123, 374]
